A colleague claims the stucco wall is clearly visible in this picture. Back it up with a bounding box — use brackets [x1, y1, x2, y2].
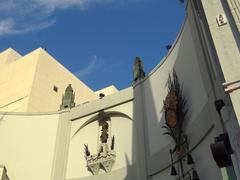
[27, 48, 97, 112]
[0, 113, 59, 180]
[0, 48, 98, 113]
[65, 89, 133, 179]
[0, 0, 239, 180]
[131, 1, 225, 179]
[0, 49, 39, 112]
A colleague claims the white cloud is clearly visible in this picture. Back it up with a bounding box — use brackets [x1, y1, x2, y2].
[0, 0, 140, 36]
[0, 18, 56, 36]
[0, 19, 15, 36]
[0, 0, 129, 14]
[75, 55, 98, 78]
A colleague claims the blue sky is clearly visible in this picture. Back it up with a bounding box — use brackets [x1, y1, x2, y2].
[0, 0, 185, 91]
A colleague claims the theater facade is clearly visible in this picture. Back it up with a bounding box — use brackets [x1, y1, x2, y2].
[0, 0, 240, 180]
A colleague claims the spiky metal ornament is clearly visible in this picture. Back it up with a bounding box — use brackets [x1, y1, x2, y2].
[162, 70, 188, 156]
[84, 115, 116, 175]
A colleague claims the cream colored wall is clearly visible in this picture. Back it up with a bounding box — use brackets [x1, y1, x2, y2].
[66, 102, 133, 179]
[0, 48, 22, 66]
[95, 85, 118, 97]
[0, 113, 60, 180]
[0, 47, 98, 113]
[0, 1, 239, 180]
[27, 48, 97, 112]
[0, 49, 39, 112]
[131, 1, 227, 179]
[199, 1, 240, 175]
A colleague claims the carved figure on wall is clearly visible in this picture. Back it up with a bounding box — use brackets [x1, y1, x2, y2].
[133, 57, 146, 83]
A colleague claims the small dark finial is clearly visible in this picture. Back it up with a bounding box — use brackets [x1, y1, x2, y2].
[99, 93, 105, 99]
[166, 44, 172, 51]
[111, 136, 115, 150]
[133, 57, 146, 83]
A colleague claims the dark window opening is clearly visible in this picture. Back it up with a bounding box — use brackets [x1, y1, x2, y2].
[53, 86, 58, 92]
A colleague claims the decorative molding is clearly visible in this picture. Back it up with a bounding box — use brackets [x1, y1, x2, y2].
[226, 0, 240, 33]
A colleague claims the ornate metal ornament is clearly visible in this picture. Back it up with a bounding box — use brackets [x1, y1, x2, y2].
[163, 70, 199, 180]
[84, 111, 116, 175]
[163, 71, 188, 153]
[164, 90, 178, 128]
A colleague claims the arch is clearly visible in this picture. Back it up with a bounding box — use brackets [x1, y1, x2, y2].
[71, 111, 133, 138]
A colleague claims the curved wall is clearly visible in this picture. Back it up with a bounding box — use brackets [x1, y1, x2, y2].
[0, 113, 60, 180]
[132, 1, 224, 180]
[0, 1, 236, 180]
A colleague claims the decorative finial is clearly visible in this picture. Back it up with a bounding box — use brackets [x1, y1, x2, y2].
[60, 84, 76, 110]
[133, 57, 145, 83]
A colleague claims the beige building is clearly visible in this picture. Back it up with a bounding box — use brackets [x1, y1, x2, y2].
[0, 0, 240, 180]
[0, 48, 118, 112]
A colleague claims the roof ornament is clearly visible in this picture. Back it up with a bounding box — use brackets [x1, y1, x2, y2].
[60, 84, 75, 110]
[133, 57, 146, 83]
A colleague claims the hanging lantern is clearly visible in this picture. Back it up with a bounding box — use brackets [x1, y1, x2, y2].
[170, 165, 177, 176]
[192, 169, 200, 180]
[187, 154, 194, 165]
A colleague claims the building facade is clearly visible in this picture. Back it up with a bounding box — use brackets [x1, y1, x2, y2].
[0, 0, 240, 179]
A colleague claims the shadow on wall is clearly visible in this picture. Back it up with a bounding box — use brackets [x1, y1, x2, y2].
[124, 154, 134, 180]
[127, 74, 165, 180]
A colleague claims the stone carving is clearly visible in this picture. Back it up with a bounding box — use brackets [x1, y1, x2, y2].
[84, 116, 116, 175]
[133, 57, 145, 83]
[60, 84, 75, 110]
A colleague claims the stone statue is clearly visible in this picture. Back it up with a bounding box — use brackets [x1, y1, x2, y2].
[133, 57, 145, 83]
[60, 84, 76, 110]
